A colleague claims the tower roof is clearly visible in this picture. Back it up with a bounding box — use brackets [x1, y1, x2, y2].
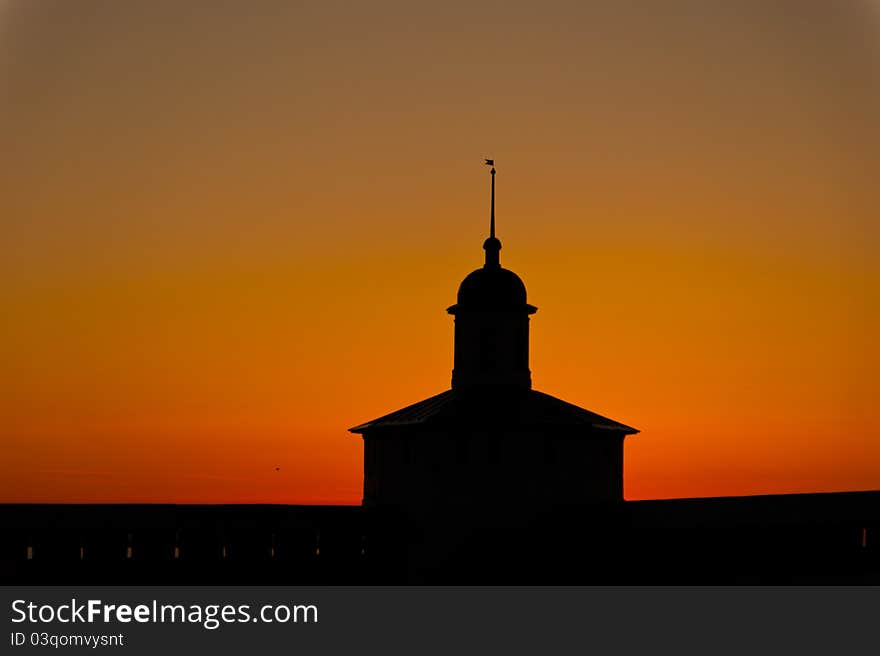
[349, 388, 639, 435]
[448, 265, 535, 314]
[447, 165, 536, 315]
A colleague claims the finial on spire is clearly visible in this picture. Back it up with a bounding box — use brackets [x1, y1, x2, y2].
[485, 159, 496, 238]
[483, 159, 501, 269]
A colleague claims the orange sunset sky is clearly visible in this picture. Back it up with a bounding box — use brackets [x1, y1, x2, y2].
[1, 1, 878, 503]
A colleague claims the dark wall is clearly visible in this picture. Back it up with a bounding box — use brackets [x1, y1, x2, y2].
[2, 492, 878, 584]
[362, 427, 623, 508]
[0, 505, 400, 585]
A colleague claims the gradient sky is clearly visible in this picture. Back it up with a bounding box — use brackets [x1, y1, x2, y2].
[1, 1, 878, 503]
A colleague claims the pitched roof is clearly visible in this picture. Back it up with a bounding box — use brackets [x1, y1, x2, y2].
[349, 388, 638, 435]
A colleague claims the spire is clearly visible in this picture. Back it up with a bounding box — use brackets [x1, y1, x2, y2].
[486, 159, 496, 238]
[483, 159, 501, 269]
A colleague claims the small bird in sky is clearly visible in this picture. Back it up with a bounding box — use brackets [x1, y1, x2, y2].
[275, 467, 280, 472]
[484, 158, 494, 166]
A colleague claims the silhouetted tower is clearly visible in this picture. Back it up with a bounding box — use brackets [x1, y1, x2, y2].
[448, 162, 537, 389]
[351, 162, 638, 512]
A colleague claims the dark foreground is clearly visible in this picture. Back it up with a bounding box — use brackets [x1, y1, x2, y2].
[2, 491, 878, 584]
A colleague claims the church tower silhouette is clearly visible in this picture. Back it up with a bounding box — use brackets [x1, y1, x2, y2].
[351, 164, 638, 512]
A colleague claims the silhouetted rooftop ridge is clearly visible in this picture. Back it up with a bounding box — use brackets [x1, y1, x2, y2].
[349, 388, 639, 434]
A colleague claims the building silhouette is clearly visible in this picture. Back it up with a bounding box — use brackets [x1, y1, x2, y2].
[0, 165, 877, 584]
[351, 165, 636, 513]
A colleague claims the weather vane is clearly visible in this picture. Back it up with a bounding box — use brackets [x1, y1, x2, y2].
[485, 159, 496, 238]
